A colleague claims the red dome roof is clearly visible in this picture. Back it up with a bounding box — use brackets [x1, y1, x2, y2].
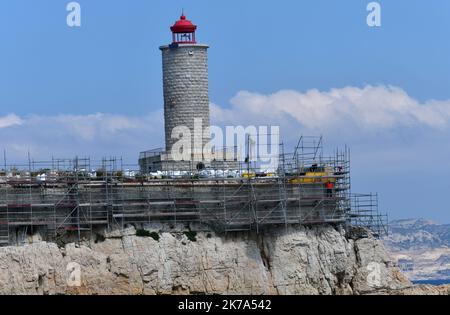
[170, 14, 197, 33]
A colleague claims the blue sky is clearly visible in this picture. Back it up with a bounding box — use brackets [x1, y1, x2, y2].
[0, 1, 450, 223]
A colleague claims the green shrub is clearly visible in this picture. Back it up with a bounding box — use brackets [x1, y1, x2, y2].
[183, 231, 197, 242]
[136, 229, 160, 241]
[136, 229, 151, 237]
[149, 232, 160, 241]
[95, 233, 106, 243]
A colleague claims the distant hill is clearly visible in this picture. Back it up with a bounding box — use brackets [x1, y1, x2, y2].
[383, 218, 450, 281]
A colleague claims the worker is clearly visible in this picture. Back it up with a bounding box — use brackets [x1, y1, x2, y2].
[325, 181, 334, 198]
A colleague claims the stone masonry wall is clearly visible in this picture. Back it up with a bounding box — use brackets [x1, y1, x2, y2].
[161, 44, 211, 159]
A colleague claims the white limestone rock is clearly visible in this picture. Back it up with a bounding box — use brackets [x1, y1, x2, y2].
[0, 225, 411, 295]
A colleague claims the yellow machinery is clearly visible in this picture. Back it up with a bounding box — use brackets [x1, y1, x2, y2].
[242, 172, 256, 178]
[288, 166, 337, 184]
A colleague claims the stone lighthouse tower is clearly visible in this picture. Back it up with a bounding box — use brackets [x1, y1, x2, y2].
[139, 13, 237, 173]
[160, 13, 211, 161]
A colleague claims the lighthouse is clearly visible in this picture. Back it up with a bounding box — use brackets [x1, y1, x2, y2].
[160, 13, 211, 161]
[139, 13, 213, 173]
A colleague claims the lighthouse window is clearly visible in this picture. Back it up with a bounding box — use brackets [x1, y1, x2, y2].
[175, 33, 193, 43]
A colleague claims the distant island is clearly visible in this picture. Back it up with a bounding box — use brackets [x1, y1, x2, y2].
[383, 218, 450, 283]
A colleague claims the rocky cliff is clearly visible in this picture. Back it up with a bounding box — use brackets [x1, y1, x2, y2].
[0, 224, 412, 295]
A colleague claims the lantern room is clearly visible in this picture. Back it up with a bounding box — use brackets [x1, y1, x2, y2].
[170, 13, 197, 44]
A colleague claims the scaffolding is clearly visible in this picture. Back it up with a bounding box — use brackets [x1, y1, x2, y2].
[0, 136, 388, 246]
[350, 193, 388, 237]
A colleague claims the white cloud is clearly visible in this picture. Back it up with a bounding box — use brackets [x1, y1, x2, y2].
[1, 85, 450, 167]
[0, 114, 23, 128]
[212, 85, 450, 131]
[0, 111, 164, 162]
[25, 113, 149, 141]
[210, 85, 450, 174]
